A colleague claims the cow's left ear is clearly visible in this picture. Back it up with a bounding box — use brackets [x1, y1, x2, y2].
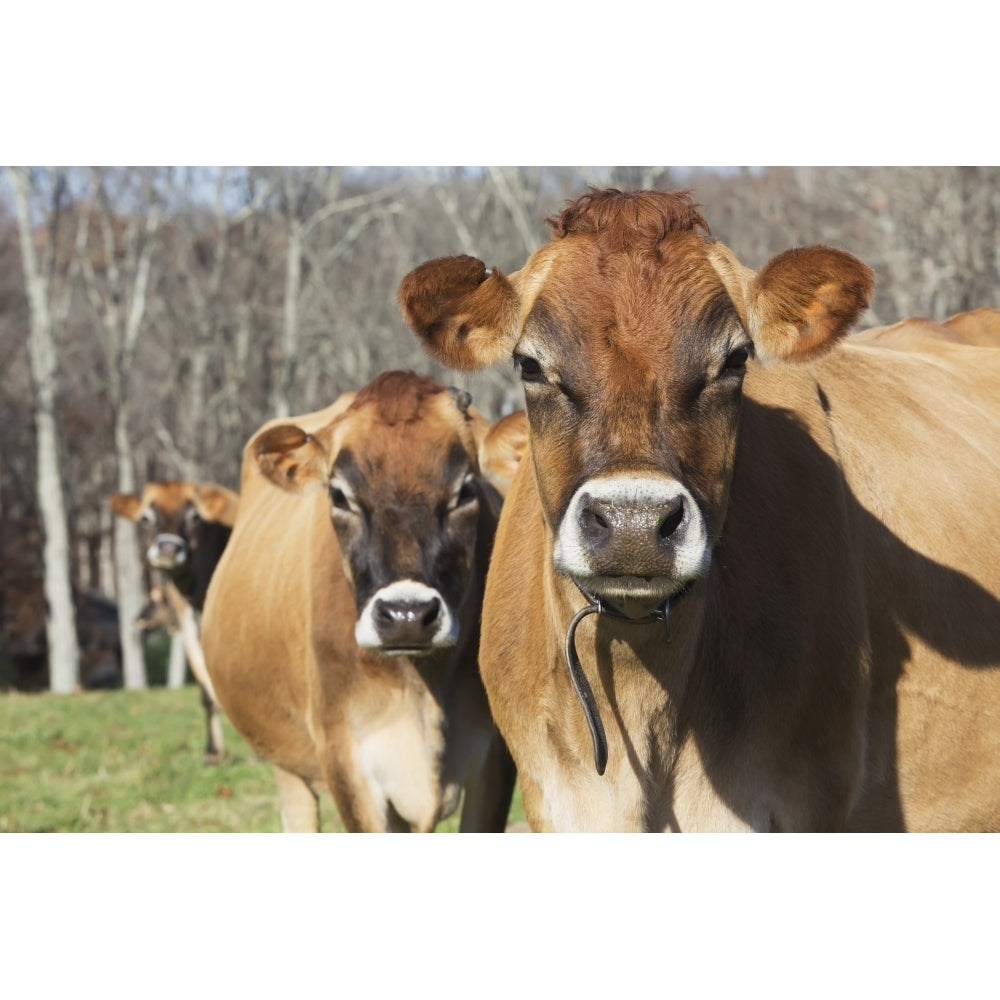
[398, 255, 521, 371]
[253, 425, 331, 495]
[194, 483, 240, 526]
[109, 493, 142, 521]
[478, 410, 529, 498]
[709, 243, 874, 363]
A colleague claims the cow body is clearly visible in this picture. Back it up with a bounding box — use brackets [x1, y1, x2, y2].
[398, 188, 1000, 832]
[109, 480, 239, 763]
[853, 307, 1000, 352]
[201, 372, 522, 832]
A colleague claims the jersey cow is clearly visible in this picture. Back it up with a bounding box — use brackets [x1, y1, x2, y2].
[109, 480, 239, 763]
[200, 372, 524, 832]
[398, 187, 1000, 832]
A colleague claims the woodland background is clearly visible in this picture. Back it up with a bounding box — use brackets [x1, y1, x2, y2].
[1, 165, 998, 693]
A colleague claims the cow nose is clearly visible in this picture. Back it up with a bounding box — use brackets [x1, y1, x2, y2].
[147, 535, 188, 568]
[373, 596, 443, 647]
[577, 492, 685, 572]
[579, 493, 684, 544]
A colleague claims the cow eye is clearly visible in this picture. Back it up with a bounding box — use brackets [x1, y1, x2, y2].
[514, 353, 545, 384]
[454, 477, 478, 509]
[141, 509, 156, 524]
[725, 345, 751, 372]
[329, 485, 352, 512]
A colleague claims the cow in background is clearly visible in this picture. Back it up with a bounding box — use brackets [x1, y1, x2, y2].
[202, 373, 527, 831]
[109, 481, 239, 764]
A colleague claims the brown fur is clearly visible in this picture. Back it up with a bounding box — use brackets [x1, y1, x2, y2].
[201, 373, 527, 832]
[397, 187, 1000, 832]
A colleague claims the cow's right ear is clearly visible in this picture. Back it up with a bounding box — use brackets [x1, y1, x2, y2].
[253, 425, 331, 495]
[195, 484, 240, 527]
[108, 493, 142, 521]
[479, 410, 529, 498]
[397, 255, 521, 371]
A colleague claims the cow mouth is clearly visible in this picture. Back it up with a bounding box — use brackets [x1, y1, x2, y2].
[371, 639, 456, 658]
[571, 574, 694, 622]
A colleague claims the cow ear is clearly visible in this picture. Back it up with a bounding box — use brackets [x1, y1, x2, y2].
[194, 483, 240, 527]
[253, 425, 331, 495]
[108, 493, 142, 520]
[479, 410, 529, 498]
[398, 254, 521, 370]
[709, 243, 873, 363]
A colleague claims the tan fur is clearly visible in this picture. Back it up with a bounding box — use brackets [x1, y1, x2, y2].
[201, 373, 525, 832]
[853, 308, 1000, 352]
[398, 187, 1000, 832]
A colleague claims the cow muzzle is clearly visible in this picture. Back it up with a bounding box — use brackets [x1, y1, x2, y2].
[355, 580, 458, 655]
[554, 474, 709, 618]
[146, 533, 188, 570]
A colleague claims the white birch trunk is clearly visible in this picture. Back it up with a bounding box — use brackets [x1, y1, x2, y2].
[112, 409, 148, 690]
[7, 167, 81, 693]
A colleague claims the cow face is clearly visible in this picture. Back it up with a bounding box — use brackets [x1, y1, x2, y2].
[253, 372, 526, 656]
[109, 482, 237, 573]
[398, 190, 872, 618]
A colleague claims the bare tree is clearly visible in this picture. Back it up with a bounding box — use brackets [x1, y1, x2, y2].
[78, 167, 164, 690]
[6, 167, 82, 692]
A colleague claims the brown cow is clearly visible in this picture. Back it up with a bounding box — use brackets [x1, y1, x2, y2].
[109, 480, 239, 764]
[398, 187, 1000, 832]
[200, 372, 526, 832]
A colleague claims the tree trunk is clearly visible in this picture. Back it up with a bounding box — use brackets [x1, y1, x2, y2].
[7, 167, 81, 693]
[112, 405, 148, 690]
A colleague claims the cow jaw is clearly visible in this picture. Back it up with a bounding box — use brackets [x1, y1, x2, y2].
[354, 580, 459, 656]
[554, 474, 710, 619]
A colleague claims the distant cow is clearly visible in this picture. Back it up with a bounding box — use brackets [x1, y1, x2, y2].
[201, 372, 526, 832]
[398, 187, 1000, 831]
[109, 480, 239, 764]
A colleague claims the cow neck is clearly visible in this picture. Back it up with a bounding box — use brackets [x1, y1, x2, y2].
[563, 580, 693, 776]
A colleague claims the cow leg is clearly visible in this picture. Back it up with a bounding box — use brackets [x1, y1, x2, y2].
[177, 607, 226, 765]
[275, 766, 320, 832]
[459, 733, 518, 832]
[199, 683, 226, 765]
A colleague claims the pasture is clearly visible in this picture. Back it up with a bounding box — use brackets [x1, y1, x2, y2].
[0, 687, 526, 833]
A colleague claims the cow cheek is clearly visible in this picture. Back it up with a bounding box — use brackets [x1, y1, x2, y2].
[525, 417, 583, 537]
[674, 405, 742, 534]
[330, 517, 370, 612]
[433, 508, 479, 610]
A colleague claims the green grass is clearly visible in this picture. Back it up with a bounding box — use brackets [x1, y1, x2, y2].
[0, 687, 525, 833]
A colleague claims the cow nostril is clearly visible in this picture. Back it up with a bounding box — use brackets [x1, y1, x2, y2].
[658, 499, 685, 541]
[580, 503, 611, 539]
[421, 598, 441, 627]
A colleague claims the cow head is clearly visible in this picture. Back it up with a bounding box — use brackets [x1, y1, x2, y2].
[109, 481, 238, 573]
[398, 189, 873, 619]
[252, 371, 527, 656]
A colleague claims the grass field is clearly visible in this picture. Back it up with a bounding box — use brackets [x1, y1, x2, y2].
[0, 686, 525, 833]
